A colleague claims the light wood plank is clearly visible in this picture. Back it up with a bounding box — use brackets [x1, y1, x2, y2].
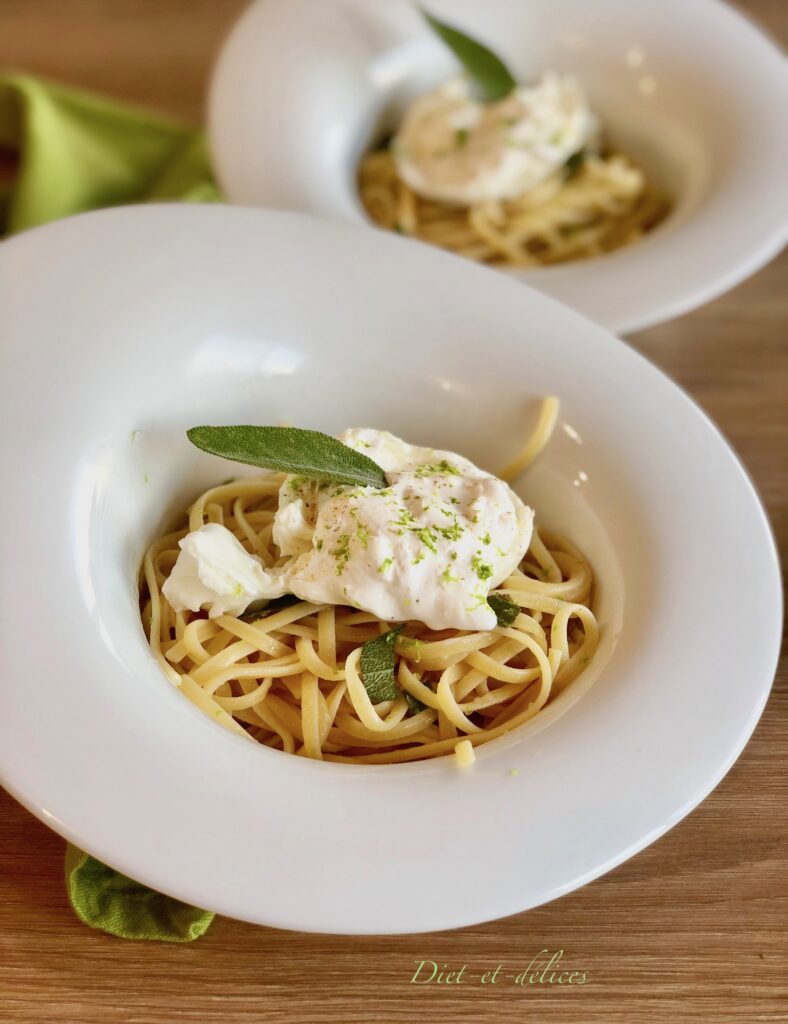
[0, 2, 785, 1022]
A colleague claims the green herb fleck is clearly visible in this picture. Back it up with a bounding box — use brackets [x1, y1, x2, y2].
[315, 538, 323, 551]
[467, 590, 489, 612]
[413, 527, 438, 553]
[471, 554, 493, 580]
[377, 557, 394, 574]
[437, 522, 464, 542]
[415, 459, 461, 478]
[392, 507, 416, 528]
[454, 127, 469, 149]
[356, 522, 370, 549]
[332, 533, 351, 576]
[481, 532, 491, 545]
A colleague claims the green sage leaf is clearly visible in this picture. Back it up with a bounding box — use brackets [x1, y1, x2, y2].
[238, 594, 302, 623]
[360, 625, 406, 703]
[404, 690, 427, 716]
[187, 426, 388, 489]
[488, 593, 520, 626]
[564, 148, 586, 179]
[422, 9, 517, 103]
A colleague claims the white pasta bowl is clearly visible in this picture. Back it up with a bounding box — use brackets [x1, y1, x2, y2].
[0, 205, 781, 934]
[209, 0, 788, 335]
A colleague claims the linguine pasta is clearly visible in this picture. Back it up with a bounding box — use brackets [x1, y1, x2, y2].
[140, 416, 599, 764]
[359, 148, 669, 267]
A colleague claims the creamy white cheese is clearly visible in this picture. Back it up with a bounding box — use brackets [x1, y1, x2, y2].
[162, 522, 287, 619]
[393, 72, 598, 205]
[166, 430, 533, 631]
[274, 429, 532, 630]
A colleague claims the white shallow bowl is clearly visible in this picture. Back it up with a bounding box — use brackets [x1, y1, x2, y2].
[209, 0, 788, 335]
[0, 206, 781, 934]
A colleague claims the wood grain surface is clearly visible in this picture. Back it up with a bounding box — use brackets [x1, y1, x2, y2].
[0, 2, 785, 1022]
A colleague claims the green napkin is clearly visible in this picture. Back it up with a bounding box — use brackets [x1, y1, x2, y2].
[0, 73, 219, 235]
[65, 846, 215, 943]
[0, 73, 220, 939]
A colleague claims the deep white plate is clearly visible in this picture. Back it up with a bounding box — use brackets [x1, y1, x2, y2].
[209, 0, 788, 335]
[0, 206, 781, 934]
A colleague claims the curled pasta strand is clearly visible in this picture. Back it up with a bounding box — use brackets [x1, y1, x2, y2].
[436, 665, 482, 734]
[295, 636, 346, 681]
[214, 678, 273, 712]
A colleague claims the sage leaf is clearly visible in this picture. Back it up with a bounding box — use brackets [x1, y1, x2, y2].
[422, 9, 517, 103]
[187, 426, 388, 489]
[488, 593, 520, 626]
[404, 690, 427, 716]
[238, 594, 302, 623]
[564, 148, 586, 179]
[360, 625, 405, 703]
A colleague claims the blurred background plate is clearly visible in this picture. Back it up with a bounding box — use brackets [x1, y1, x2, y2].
[209, 0, 788, 334]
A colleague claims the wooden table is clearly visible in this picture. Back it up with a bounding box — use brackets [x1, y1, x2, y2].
[0, 2, 785, 1021]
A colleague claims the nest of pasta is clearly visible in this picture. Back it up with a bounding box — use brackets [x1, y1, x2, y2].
[141, 475, 599, 765]
[359, 148, 669, 267]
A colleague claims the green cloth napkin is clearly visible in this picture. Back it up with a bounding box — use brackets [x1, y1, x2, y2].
[1, 73, 219, 940]
[0, 72, 219, 235]
[65, 846, 215, 943]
